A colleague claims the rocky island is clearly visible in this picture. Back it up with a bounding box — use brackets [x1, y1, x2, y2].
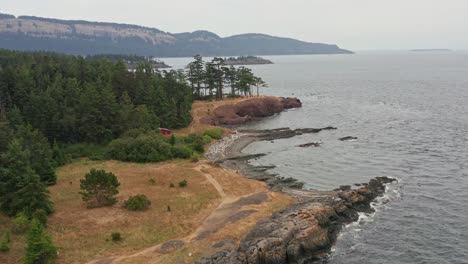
[223, 56, 274, 65]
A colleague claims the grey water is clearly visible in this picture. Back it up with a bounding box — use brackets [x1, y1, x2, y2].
[165, 51, 468, 264]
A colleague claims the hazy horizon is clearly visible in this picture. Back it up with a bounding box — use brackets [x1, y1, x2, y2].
[2, 0, 467, 51]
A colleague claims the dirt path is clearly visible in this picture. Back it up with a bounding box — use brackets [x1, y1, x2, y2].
[194, 164, 226, 198]
[87, 161, 280, 264]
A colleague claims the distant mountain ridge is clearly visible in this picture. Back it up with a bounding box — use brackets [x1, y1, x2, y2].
[0, 13, 353, 57]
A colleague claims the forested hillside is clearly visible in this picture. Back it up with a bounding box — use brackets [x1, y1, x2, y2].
[0, 49, 192, 144]
[0, 13, 352, 57]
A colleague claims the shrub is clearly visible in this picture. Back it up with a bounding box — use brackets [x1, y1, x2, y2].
[169, 183, 175, 188]
[185, 133, 206, 153]
[203, 128, 224, 140]
[202, 135, 212, 145]
[80, 169, 120, 208]
[107, 133, 172, 162]
[179, 180, 188, 188]
[0, 233, 10, 253]
[111, 232, 122, 242]
[149, 178, 156, 185]
[63, 143, 107, 160]
[32, 209, 48, 226]
[190, 153, 201, 162]
[124, 195, 151, 211]
[169, 135, 176, 146]
[107, 130, 211, 163]
[171, 145, 192, 159]
[11, 212, 29, 234]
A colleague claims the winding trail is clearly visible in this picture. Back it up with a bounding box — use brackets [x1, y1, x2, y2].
[87, 161, 273, 264]
[194, 164, 226, 198]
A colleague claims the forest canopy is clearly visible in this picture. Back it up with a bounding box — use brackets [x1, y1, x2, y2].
[0, 49, 192, 144]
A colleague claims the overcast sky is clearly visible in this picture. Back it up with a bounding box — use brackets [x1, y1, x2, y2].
[2, 0, 467, 50]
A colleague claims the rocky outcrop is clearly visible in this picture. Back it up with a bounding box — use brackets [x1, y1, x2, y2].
[339, 136, 358, 141]
[200, 97, 302, 126]
[198, 177, 396, 264]
[296, 142, 321, 148]
[213, 127, 336, 190]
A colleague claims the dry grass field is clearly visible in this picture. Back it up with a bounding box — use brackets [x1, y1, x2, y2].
[0, 97, 294, 264]
[1, 159, 221, 264]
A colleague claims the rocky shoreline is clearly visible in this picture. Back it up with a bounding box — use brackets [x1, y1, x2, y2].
[198, 176, 395, 264]
[200, 97, 302, 126]
[201, 109, 397, 263]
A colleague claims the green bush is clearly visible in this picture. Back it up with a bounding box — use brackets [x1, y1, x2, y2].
[149, 178, 156, 185]
[11, 212, 29, 234]
[169, 183, 175, 188]
[111, 232, 122, 242]
[179, 179, 188, 188]
[0, 233, 10, 253]
[171, 145, 192, 159]
[107, 132, 173, 162]
[203, 128, 224, 139]
[63, 143, 107, 160]
[190, 153, 201, 162]
[107, 130, 211, 163]
[124, 195, 151, 211]
[184, 133, 206, 153]
[32, 209, 48, 227]
[169, 135, 176, 146]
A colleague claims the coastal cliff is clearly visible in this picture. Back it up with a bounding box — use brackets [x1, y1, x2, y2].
[0, 14, 353, 57]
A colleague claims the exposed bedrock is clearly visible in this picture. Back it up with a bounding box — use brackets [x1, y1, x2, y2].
[217, 126, 337, 190]
[200, 97, 302, 126]
[197, 177, 396, 264]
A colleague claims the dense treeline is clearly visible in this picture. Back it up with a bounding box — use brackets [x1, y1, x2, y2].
[0, 49, 192, 144]
[186, 55, 267, 100]
[0, 49, 194, 261]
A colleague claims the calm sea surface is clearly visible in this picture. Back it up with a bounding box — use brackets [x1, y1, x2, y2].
[165, 51, 468, 264]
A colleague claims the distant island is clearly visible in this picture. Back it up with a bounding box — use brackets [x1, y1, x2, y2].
[87, 54, 171, 69]
[0, 13, 353, 57]
[224, 56, 273, 65]
[410, 49, 452, 52]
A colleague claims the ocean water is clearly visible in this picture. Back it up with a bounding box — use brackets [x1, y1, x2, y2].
[165, 52, 468, 263]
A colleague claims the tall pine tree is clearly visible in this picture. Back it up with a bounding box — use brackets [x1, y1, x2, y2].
[24, 218, 57, 264]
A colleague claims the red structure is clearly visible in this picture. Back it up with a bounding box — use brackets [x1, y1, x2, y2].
[159, 128, 171, 136]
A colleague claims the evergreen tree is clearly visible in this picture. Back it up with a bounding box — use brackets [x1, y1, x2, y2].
[80, 169, 120, 208]
[13, 171, 53, 217]
[0, 139, 31, 216]
[0, 112, 13, 152]
[51, 140, 66, 167]
[0, 139, 53, 216]
[253, 77, 268, 97]
[186, 55, 205, 98]
[15, 125, 56, 185]
[24, 218, 57, 264]
[211, 57, 225, 100]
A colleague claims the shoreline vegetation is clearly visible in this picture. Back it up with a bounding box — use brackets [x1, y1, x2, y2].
[0, 49, 393, 264]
